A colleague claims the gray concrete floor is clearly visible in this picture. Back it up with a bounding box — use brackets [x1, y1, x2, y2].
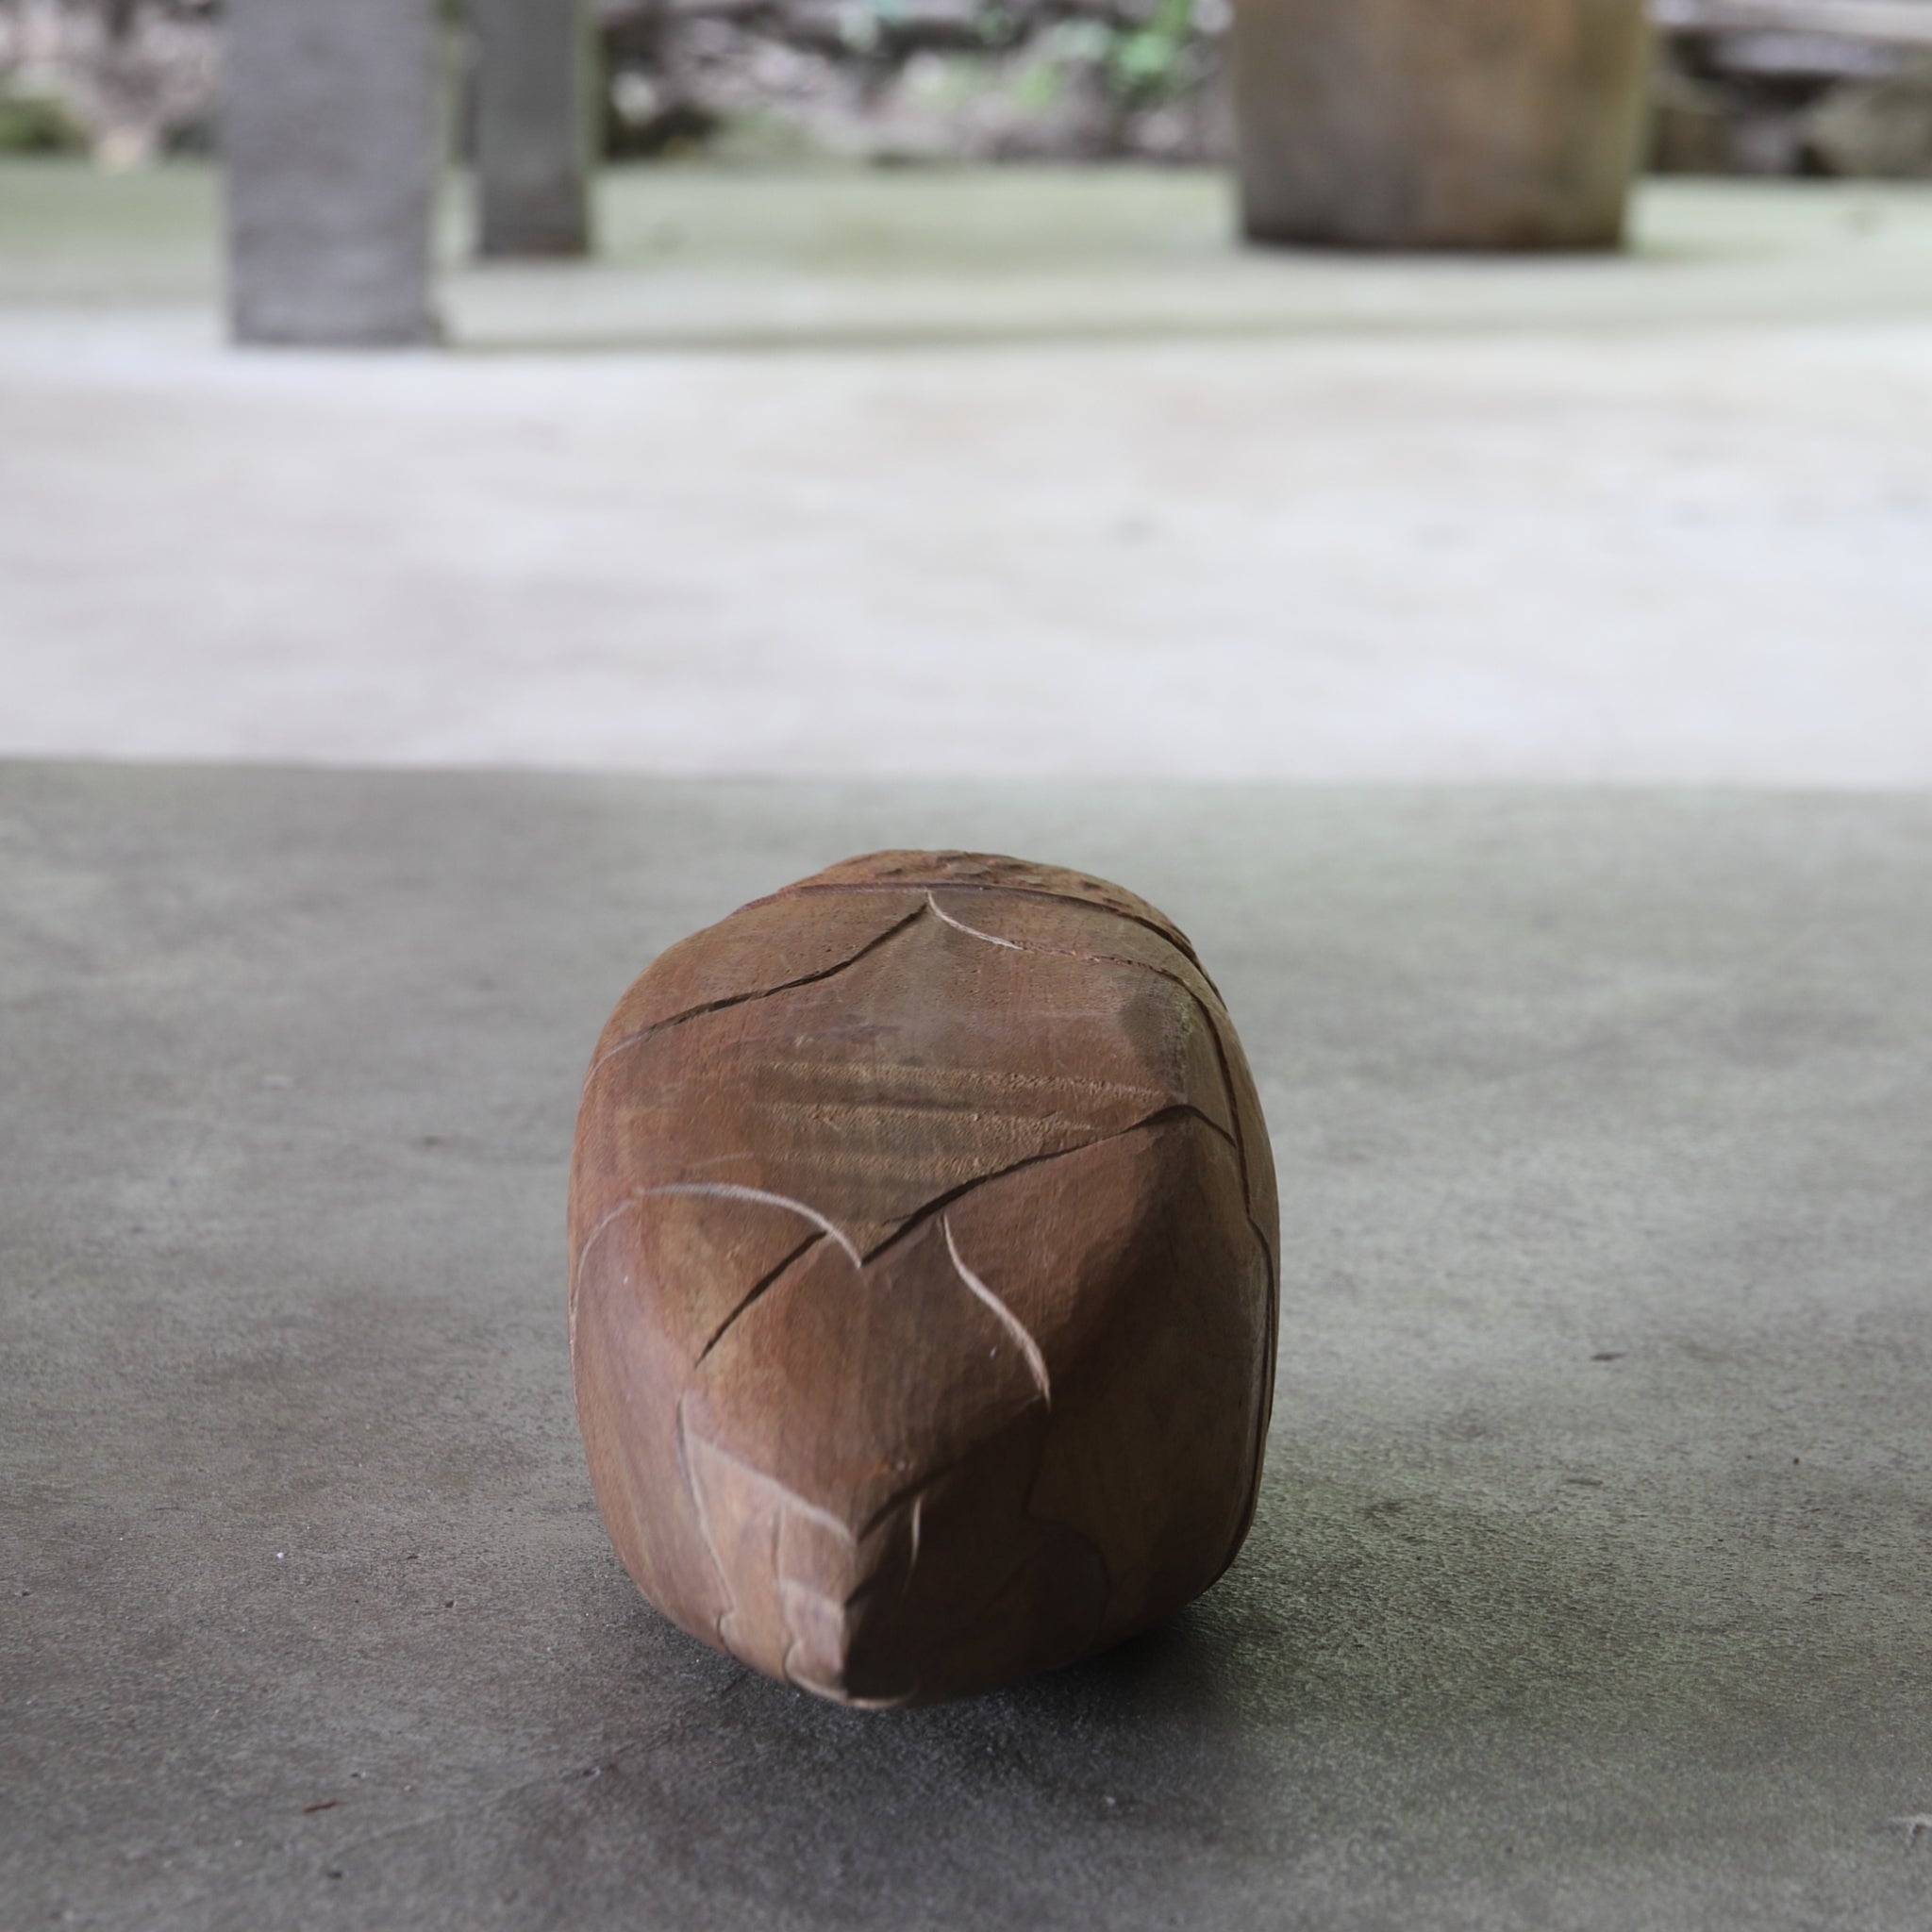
[1, 162, 1929, 782]
[5, 764, 1932, 1929]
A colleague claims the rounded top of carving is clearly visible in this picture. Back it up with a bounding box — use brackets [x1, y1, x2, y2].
[746, 849, 1204, 968]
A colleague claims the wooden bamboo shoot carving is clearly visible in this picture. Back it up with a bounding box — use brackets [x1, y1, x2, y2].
[568, 851, 1278, 1707]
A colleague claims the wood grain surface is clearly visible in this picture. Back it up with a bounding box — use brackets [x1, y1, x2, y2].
[569, 851, 1278, 1707]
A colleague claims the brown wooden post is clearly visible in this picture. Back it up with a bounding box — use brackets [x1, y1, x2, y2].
[1231, 0, 1654, 250]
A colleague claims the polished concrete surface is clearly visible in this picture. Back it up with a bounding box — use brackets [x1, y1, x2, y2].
[5, 761, 1930, 1929]
[2, 162, 1930, 784]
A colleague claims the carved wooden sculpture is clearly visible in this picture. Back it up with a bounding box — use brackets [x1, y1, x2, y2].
[569, 851, 1278, 1706]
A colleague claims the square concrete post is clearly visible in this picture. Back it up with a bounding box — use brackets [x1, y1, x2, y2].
[1231, 0, 1653, 250]
[472, 0, 594, 258]
[223, 0, 441, 344]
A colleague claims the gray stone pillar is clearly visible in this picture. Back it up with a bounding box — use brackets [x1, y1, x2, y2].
[1231, 0, 1653, 250]
[223, 0, 441, 345]
[472, 0, 593, 258]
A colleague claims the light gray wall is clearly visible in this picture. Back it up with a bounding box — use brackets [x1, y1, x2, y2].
[223, 0, 441, 345]
[473, 0, 592, 258]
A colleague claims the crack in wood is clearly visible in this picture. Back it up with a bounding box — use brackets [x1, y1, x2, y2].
[640, 1181, 862, 1267]
[920, 891, 1278, 1579]
[859, 1101, 1235, 1266]
[922, 895, 1269, 1269]
[695, 1230, 824, 1365]
[748, 876, 1217, 987]
[579, 902, 927, 1097]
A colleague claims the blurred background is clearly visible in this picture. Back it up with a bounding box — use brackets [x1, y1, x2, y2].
[8, 0, 1932, 174]
[1, 0, 1927, 783]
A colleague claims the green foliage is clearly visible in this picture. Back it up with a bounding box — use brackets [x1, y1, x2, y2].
[1008, 53, 1064, 114]
[1106, 0, 1197, 106]
[974, 6, 1020, 49]
[1040, 18, 1110, 64]
[0, 91, 88, 157]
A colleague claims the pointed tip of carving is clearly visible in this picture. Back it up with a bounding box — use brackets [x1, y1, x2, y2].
[941, 1216, 1051, 1407]
[925, 891, 1025, 951]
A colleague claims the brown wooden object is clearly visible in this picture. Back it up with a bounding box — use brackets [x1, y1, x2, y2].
[1231, 0, 1654, 250]
[568, 850, 1278, 1707]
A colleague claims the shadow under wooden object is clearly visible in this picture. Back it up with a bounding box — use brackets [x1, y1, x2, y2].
[568, 850, 1280, 1707]
[1231, 0, 1654, 249]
